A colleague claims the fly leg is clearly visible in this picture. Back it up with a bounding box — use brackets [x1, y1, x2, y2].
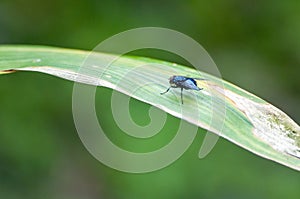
[160, 87, 171, 95]
[181, 87, 183, 104]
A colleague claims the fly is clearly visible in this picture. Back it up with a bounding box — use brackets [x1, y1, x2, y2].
[160, 75, 205, 104]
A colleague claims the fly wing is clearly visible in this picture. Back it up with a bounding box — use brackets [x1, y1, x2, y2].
[193, 78, 208, 90]
[181, 78, 201, 90]
[193, 77, 206, 81]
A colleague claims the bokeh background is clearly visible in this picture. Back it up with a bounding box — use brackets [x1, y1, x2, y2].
[0, 0, 299, 199]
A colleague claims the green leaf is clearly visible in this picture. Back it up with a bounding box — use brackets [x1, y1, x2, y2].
[0, 45, 299, 171]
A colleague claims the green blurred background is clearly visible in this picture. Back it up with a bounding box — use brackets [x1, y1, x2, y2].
[0, 0, 299, 199]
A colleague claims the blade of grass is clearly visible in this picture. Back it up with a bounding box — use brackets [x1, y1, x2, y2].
[0, 45, 299, 171]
